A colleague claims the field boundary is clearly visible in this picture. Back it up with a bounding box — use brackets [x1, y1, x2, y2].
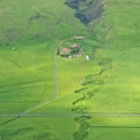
[54, 50, 59, 98]
[0, 113, 140, 117]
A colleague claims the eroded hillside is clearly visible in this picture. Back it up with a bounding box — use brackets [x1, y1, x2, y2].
[65, 0, 104, 24]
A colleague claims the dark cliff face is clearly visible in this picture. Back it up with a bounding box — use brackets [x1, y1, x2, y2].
[65, 0, 104, 24]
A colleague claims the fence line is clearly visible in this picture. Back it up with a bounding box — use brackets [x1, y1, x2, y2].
[0, 113, 140, 117]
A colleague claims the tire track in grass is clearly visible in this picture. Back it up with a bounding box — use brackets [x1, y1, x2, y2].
[0, 79, 43, 88]
[0, 54, 31, 73]
[0, 84, 47, 94]
[0, 116, 20, 126]
[0, 54, 22, 68]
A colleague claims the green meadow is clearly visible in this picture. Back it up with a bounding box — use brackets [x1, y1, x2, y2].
[0, 0, 140, 139]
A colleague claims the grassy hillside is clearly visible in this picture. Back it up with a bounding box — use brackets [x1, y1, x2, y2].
[0, 0, 97, 139]
[0, 0, 140, 140]
[0, 0, 89, 45]
[0, 0, 87, 112]
[86, 0, 140, 139]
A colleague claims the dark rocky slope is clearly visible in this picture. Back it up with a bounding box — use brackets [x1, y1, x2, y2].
[65, 0, 104, 24]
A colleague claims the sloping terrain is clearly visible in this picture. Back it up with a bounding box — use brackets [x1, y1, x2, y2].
[0, 0, 140, 140]
[65, 0, 104, 24]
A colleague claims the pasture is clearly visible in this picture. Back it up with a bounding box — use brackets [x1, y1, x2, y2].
[0, 0, 140, 140]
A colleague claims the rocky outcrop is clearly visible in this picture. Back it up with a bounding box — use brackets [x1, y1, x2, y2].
[65, 0, 104, 24]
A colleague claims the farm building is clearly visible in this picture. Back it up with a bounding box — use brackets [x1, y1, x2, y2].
[59, 47, 71, 57]
[58, 43, 82, 57]
[74, 36, 84, 39]
[73, 34, 85, 39]
[70, 43, 80, 48]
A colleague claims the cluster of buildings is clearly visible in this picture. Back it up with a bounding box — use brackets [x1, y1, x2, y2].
[57, 43, 82, 58]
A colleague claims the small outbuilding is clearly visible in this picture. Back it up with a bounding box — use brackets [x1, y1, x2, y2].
[86, 55, 89, 61]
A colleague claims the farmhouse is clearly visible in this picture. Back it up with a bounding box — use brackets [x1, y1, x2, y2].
[59, 47, 71, 57]
[58, 43, 82, 57]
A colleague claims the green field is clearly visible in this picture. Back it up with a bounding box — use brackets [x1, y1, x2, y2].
[0, 0, 140, 139]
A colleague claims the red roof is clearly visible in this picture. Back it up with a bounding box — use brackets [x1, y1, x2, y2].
[62, 47, 70, 52]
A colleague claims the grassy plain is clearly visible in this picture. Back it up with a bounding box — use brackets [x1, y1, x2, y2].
[0, 0, 93, 139]
[0, 0, 140, 140]
[86, 0, 140, 139]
